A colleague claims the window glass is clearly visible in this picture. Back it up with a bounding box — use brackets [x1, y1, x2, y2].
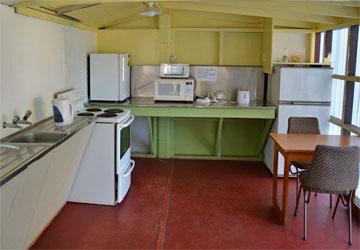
[331, 28, 349, 75]
[330, 79, 345, 119]
[328, 123, 342, 135]
[351, 82, 360, 127]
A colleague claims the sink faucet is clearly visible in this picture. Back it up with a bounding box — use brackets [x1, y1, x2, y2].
[18, 110, 32, 125]
[2, 115, 22, 129]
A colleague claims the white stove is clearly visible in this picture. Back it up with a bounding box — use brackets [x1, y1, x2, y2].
[62, 90, 135, 206]
[78, 107, 131, 124]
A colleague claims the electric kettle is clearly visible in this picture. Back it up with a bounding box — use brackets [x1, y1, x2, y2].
[52, 98, 74, 126]
[237, 89, 250, 105]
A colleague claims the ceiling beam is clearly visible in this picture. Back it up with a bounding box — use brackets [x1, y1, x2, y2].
[99, 13, 148, 29]
[55, 4, 99, 14]
[205, 0, 360, 19]
[14, 6, 97, 31]
[273, 19, 318, 29]
[169, 9, 264, 24]
[11, 0, 200, 8]
[290, 1, 360, 8]
[163, 2, 340, 24]
[231, 0, 359, 7]
[316, 18, 360, 31]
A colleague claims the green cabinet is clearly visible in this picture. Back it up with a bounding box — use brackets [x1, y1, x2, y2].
[88, 104, 276, 161]
[133, 116, 273, 161]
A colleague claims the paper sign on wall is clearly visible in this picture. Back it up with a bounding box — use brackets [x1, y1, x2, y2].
[195, 67, 218, 82]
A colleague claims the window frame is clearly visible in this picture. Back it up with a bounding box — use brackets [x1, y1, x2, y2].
[325, 25, 360, 136]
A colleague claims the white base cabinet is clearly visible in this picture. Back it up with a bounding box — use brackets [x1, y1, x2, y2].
[1, 154, 51, 249]
[0, 122, 94, 249]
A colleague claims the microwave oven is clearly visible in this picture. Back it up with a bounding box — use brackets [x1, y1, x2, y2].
[154, 78, 195, 102]
[160, 64, 190, 78]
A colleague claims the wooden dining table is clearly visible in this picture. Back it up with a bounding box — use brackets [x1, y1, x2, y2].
[270, 133, 360, 225]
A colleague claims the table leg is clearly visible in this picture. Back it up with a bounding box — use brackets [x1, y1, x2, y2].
[272, 143, 279, 207]
[282, 157, 291, 224]
[272, 143, 285, 224]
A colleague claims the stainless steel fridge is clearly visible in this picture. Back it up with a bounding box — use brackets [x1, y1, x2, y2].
[264, 66, 333, 176]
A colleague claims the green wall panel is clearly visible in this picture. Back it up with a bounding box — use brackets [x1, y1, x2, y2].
[174, 118, 218, 156]
[157, 117, 174, 158]
[221, 119, 265, 157]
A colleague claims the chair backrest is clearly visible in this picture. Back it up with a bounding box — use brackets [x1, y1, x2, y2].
[306, 145, 360, 193]
[287, 117, 320, 134]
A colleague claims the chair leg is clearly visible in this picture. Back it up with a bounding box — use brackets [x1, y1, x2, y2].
[296, 171, 299, 200]
[303, 190, 310, 241]
[348, 191, 353, 245]
[332, 195, 341, 219]
[294, 185, 302, 216]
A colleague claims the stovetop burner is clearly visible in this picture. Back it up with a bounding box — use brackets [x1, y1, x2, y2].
[77, 112, 95, 117]
[86, 108, 102, 112]
[97, 113, 117, 118]
[104, 108, 124, 114]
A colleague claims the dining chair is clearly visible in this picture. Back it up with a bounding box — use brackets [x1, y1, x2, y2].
[287, 117, 321, 135]
[287, 117, 328, 208]
[294, 145, 359, 244]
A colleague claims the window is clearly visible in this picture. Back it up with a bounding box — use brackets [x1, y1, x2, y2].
[327, 25, 360, 135]
[356, 28, 360, 76]
[315, 32, 326, 63]
[330, 79, 345, 120]
[331, 28, 348, 75]
[352, 27, 360, 129]
[352, 83, 360, 127]
[328, 28, 348, 134]
[321, 25, 360, 206]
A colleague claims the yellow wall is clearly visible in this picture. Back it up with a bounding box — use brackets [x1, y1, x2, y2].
[96, 14, 269, 66]
[173, 31, 220, 65]
[262, 18, 273, 73]
[223, 32, 262, 65]
[97, 29, 159, 65]
[97, 29, 265, 66]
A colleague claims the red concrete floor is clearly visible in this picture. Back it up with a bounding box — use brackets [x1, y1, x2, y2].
[31, 158, 360, 249]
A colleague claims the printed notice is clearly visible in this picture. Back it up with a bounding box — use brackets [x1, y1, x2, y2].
[195, 67, 218, 82]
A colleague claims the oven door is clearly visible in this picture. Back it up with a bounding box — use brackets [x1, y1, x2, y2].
[117, 159, 135, 203]
[116, 115, 134, 174]
[154, 81, 184, 101]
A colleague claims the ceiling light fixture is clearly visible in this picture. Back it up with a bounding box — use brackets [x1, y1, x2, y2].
[140, 1, 161, 17]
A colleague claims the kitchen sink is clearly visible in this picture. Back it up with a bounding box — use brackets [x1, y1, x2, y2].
[8, 131, 67, 143]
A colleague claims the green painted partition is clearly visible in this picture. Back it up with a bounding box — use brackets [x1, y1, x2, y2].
[222, 119, 270, 158]
[174, 118, 218, 157]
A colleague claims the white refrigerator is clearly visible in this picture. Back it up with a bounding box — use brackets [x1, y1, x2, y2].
[264, 67, 333, 176]
[89, 53, 130, 102]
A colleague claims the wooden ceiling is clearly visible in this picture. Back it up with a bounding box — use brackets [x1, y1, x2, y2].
[4, 0, 360, 31]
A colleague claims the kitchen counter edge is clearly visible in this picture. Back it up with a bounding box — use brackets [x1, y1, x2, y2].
[0, 117, 95, 187]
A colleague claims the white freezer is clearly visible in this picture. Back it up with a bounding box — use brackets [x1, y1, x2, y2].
[268, 67, 332, 105]
[89, 53, 130, 102]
